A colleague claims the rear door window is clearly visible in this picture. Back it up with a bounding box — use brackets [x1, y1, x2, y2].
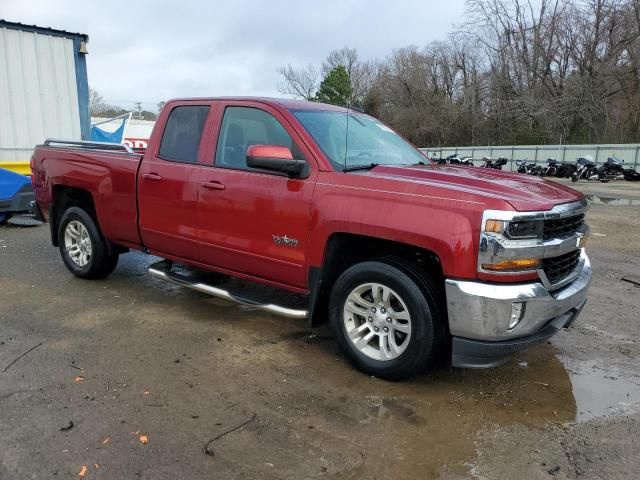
[158, 105, 210, 163]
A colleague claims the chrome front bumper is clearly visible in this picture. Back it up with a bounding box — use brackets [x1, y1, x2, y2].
[445, 251, 591, 365]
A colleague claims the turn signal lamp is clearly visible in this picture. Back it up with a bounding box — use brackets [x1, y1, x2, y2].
[481, 258, 540, 271]
[484, 219, 504, 234]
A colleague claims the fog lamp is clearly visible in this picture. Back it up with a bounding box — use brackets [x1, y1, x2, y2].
[509, 302, 526, 330]
[481, 258, 540, 271]
[578, 234, 588, 248]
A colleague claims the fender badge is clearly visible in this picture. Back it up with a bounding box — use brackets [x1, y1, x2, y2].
[272, 235, 299, 248]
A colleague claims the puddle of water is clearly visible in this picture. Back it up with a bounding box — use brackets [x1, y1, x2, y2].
[586, 194, 640, 206]
[559, 356, 640, 421]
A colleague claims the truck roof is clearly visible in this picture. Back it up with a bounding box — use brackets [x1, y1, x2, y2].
[167, 97, 349, 112]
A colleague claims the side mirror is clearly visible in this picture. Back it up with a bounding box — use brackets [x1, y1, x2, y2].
[246, 145, 307, 176]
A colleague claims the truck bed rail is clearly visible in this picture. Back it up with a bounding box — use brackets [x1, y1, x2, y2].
[43, 139, 134, 154]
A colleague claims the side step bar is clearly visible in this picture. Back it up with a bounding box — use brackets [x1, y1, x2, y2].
[147, 261, 308, 320]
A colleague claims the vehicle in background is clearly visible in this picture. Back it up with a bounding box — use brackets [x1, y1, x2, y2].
[543, 158, 558, 176]
[0, 167, 35, 223]
[515, 160, 530, 174]
[623, 168, 640, 181]
[480, 157, 508, 169]
[598, 157, 625, 181]
[436, 153, 473, 166]
[554, 161, 577, 179]
[31, 97, 592, 380]
[572, 157, 608, 182]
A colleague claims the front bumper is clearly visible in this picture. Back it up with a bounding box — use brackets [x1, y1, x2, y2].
[445, 251, 592, 368]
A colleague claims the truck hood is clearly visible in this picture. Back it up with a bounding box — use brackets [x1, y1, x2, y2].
[365, 164, 584, 211]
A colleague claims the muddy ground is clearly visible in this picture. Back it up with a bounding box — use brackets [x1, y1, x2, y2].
[1, 179, 639, 479]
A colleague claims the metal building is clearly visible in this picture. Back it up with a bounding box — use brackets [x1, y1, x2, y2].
[0, 20, 89, 175]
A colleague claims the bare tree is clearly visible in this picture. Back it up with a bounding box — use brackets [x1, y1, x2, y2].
[275, 1, 640, 146]
[89, 87, 108, 115]
[276, 64, 319, 100]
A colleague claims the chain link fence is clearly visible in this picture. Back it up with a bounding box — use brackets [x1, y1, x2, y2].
[420, 144, 640, 172]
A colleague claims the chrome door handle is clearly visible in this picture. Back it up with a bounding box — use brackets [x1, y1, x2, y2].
[143, 173, 162, 181]
[201, 181, 226, 190]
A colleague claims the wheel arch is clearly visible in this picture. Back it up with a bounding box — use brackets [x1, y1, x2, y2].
[50, 185, 97, 247]
[308, 232, 445, 327]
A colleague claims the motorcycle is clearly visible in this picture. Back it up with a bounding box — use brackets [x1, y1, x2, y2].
[623, 168, 640, 181]
[605, 156, 640, 181]
[600, 157, 626, 181]
[436, 153, 474, 166]
[480, 157, 508, 169]
[515, 160, 528, 174]
[515, 160, 543, 175]
[543, 158, 558, 177]
[572, 157, 609, 183]
[554, 161, 577, 178]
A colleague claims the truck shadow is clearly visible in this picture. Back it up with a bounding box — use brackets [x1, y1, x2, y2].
[95, 251, 579, 477]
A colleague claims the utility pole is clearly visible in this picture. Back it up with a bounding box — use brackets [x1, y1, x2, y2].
[134, 102, 143, 120]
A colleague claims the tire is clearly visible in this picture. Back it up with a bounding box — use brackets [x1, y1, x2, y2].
[571, 174, 578, 182]
[329, 259, 443, 380]
[58, 206, 119, 279]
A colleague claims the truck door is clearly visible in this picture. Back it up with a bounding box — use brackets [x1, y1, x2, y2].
[197, 103, 317, 289]
[137, 103, 211, 260]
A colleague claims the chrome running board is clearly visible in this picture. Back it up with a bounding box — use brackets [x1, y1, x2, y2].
[147, 261, 308, 320]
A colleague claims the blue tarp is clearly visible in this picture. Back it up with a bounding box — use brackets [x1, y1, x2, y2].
[90, 116, 127, 143]
[0, 167, 33, 221]
[0, 167, 30, 201]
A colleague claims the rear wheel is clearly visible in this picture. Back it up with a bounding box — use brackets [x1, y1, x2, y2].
[58, 207, 119, 279]
[329, 259, 442, 380]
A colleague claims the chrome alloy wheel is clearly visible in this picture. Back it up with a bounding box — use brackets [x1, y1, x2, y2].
[343, 282, 412, 361]
[64, 220, 92, 267]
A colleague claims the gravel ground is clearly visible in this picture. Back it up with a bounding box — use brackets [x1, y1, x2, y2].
[0, 179, 639, 479]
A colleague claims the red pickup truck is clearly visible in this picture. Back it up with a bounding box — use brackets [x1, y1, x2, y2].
[31, 97, 591, 379]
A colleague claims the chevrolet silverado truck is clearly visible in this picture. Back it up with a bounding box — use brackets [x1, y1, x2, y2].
[31, 98, 591, 379]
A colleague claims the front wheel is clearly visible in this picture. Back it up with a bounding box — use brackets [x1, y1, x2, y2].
[329, 260, 443, 380]
[58, 207, 119, 279]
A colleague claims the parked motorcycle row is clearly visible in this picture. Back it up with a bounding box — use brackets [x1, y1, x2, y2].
[431, 153, 640, 182]
[432, 153, 508, 169]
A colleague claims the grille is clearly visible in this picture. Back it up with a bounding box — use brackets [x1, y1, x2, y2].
[542, 250, 581, 284]
[543, 213, 585, 240]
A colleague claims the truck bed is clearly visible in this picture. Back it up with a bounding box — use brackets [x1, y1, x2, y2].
[31, 140, 143, 248]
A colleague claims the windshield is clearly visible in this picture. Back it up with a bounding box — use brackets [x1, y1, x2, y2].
[292, 110, 428, 170]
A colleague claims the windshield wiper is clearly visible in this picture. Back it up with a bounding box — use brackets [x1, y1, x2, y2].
[343, 162, 379, 172]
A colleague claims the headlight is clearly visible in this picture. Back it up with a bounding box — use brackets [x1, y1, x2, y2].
[484, 219, 543, 240]
[481, 216, 543, 273]
[505, 220, 543, 239]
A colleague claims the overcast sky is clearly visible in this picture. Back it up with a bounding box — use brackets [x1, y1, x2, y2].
[3, 0, 466, 111]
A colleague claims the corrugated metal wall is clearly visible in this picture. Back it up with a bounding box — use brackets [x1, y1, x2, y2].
[0, 26, 82, 168]
[421, 144, 640, 172]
